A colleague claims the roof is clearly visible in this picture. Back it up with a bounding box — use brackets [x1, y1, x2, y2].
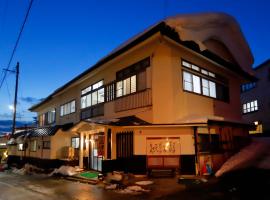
[29, 12, 256, 111]
[10, 123, 73, 139]
[85, 115, 151, 126]
[254, 59, 270, 70]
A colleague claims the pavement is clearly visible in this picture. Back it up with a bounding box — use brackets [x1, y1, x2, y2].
[1, 168, 270, 200]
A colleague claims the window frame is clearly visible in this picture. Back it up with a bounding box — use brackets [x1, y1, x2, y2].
[30, 140, 37, 152]
[60, 100, 76, 117]
[80, 79, 105, 110]
[71, 137, 80, 149]
[243, 100, 258, 114]
[181, 59, 229, 102]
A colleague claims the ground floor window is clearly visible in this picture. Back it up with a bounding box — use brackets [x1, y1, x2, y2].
[198, 134, 221, 153]
[116, 131, 133, 158]
[71, 137, 80, 149]
[30, 140, 37, 152]
[43, 141, 50, 149]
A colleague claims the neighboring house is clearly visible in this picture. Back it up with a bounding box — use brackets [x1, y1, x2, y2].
[8, 13, 255, 175]
[241, 59, 270, 134]
[0, 134, 8, 162]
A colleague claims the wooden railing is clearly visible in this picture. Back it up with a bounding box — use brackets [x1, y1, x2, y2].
[115, 89, 152, 112]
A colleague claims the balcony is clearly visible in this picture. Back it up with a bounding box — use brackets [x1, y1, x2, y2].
[115, 89, 152, 112]
[81, 104, 104, 120]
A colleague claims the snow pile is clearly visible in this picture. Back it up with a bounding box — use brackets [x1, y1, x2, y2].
[49, 166, 80, 176]
[117, 185, 150, 194]
[165, 13, 254, 74]
[216, 138, 270, 177]
[135, 180, 154, 186]
[105, 184, 117, 190]
[12, 167, 27, 175]
[11, 163, 44, 175]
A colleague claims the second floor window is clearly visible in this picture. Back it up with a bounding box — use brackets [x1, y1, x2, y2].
[116, 75, 136, 97]
[243, 100, 258, 113]
[182, 60, 229, 102]
[81, 80, 104, 109]
[60, 100, 76, 116]
[39, 108, 56, 126]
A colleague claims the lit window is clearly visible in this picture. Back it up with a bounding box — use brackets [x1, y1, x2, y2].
[97, 88, 104, 103]
[202, 78, 210, 96]
[192, 64, 200, 71]
[209, 81, 216, 98]
[192, 75, 201, 94]
[116, 75, 137, 98]
[71, 137, 80, 149]
[60, 100, 76, 116]
[18, 143, 24, 151]
[243, 100, 258, 113]
[183, 71, 192, 92]
[182, 61, 191, 68]
[92, 91, 98, 105]
[30, 140, 37, 152]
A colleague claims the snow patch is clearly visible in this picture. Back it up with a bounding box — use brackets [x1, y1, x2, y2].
[49, 165, 80, 176]
[135, 180, 154, 186]
[216, 138, 270, 177]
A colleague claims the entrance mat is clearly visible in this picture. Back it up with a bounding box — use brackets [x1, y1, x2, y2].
[79, 171, 99, 179]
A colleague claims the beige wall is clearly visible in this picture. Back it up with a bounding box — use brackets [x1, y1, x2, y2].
[33, 33, 245, 127]
[133, 127, 195, 155]
[50, 129, 78, 159]
[151, 39, 243, 124]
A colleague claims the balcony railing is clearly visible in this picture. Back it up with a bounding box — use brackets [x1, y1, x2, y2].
[115, 89, 152, 112]
[81, 104, 104, 120]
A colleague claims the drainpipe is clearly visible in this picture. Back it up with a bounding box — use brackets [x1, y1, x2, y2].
[79, 132, 84, 169]
[193, 126, 199, 176]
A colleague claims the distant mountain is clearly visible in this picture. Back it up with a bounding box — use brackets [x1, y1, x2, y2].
[0, 120, 33, 135]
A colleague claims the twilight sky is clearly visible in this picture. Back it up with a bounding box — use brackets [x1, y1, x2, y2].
[0, 0, 269, 122]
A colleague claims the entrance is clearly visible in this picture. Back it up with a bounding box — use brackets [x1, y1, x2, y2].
[90, 133, 104, 171]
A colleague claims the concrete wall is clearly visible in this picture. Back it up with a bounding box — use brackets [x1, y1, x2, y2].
[241, 63, 270, 133]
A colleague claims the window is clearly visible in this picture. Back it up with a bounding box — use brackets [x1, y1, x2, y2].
[47, 109, 55, 124]
[43, 141, 50, 149]
[81, 80, 104, 109]
[241, 82, 256, 92]
[71, 137, 80, 149]
[182, 60, 228, 101]
[18, 143, 24, 151]
[60, 100, 76, 116]
[116, 75, 136, 97]
[30, 140, 37, 152]
[243, 100, 258, 113]
[198, 134, 221, 153]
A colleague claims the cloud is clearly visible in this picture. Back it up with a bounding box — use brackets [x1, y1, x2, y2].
[20, 97, 42, 104]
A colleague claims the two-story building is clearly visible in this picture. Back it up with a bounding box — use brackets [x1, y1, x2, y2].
[8, 13, 255, 175]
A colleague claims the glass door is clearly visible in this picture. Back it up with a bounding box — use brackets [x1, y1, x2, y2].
[90, 133, 104, 171]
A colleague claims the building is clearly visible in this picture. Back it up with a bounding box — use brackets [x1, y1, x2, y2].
[8, 13, 255, 175]
[0, 134, 8, 163]
[241, 59, 270, 134]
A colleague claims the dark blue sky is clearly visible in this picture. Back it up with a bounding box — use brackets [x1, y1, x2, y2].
[0, 0, 269, 122]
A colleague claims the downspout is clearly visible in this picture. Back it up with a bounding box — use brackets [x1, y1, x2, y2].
[193, 126, 199, 176]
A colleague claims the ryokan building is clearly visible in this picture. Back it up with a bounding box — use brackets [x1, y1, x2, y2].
[7, 13, 256, 175]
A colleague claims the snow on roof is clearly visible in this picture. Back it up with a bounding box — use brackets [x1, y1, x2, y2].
[165, 12, 254, 74]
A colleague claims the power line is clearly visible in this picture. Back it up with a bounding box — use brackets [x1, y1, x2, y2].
[0, 0, 34, 91]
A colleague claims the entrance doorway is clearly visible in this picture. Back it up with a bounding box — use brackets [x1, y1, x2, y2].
[90, 133, 104, 171]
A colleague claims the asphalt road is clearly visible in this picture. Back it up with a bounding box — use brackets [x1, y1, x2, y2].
[1, 168, 270, 200]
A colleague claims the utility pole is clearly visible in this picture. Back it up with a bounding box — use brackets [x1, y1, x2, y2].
[11, 62, 19, 135]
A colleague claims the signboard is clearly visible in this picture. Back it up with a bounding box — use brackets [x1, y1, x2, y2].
[146, 137, 181, 155]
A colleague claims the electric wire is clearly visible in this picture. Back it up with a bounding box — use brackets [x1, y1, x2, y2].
[0, 0, 34, 91]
